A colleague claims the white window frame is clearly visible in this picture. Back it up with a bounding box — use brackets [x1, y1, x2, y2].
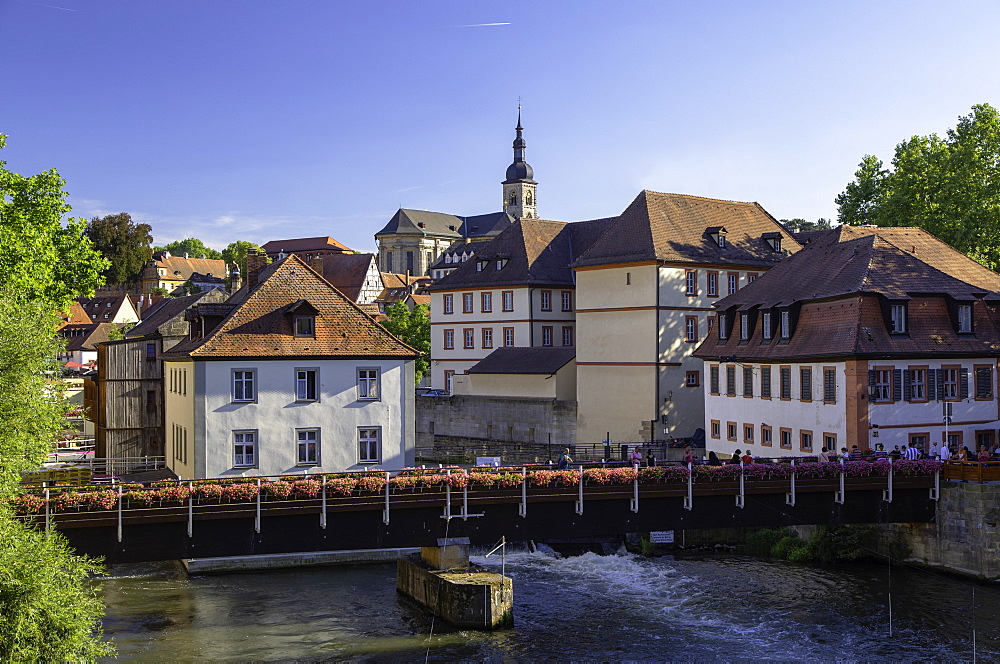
[359, 427, 381, 464]
[233, 430, 257, 467]
[295, 368, 318, 402]
[562, 326, 573, 347]
[357, 368, 379, 400]
[943, 368, 958, 400]
[482, 292, 492, 313]
[874, 369, 892, 402]
[685, 317, 697, 342]
[740, 314, 749, 340]
[443, 294, 454, 314]
[503, 328, 514, 347]
[541, 326, 553, 347]
[294, 315, 315, 337]
[540, 291, 552, 311]
[685, 271, 697, 296]
[890, 303, 907, 334]
[911, 368, 926, 400]
[780, 311, 791, 339]
[728, 273, 738, 295]
[232, 369, 256, 402]
[762, 312, 772, 340]
[502, 291, 514, 312]
[296, 428, 319, 466]
[707, 273, 718, 297]
[958, 304, 972, 333]
[561, 291, 572, 312]
[482, 328, 493, 349]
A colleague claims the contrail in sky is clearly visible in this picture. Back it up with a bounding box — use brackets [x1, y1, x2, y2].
[16, 0, 77, 10]
[452, 22, 511, 27]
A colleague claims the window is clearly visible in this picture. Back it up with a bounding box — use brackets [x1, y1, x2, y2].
[685, 316, 698, 342]
[146, 390, 156, 406]
[824, 433, 837, 451]
[561, 291, 573, 312]
[686, 371, 700, 387]
[359, 428, 381, 463]
[800, 367, 812, 401]
[481, 292, 492, 313]
[297, 429, 319, 465]
[744, 424, 754, 444]
[942, 367, 959, 400]
[444, 370, 454, 392]
[502, 291, 514, 312]
[726, 365, 736, 396]
[476, 259, 486, 272]
[443, 329, 454, 350]
[762, 425, 773, 447]
[711, 420, 721, 438]
[780, 311, 791, 339]
[482, 328, 494, 349]
[743, 367, 753, 397]
[779, 367, 791, 400]
[761, 366, 772, 398]
[385, 251, 393, 273]
[233, 370, 255, 402]
[907, 367, 927, 401]
[718, 314, 729, 340]
[406, 251, 414, 274]
[890, 303, 907, 334]
[747, 273, 758, 283]
[357, 368, 379, 400]
[707, 272, 718, 297]
[728, 272, 738, 295]
[233, 431, 256, 467]
[800, 430, 813, 452]
[872, 368, 892, 402]
[685, 270, 697, 296]
[780, 428, 792, 449]
[718, 233, 727, 248]
[626, 272, 631, 285]
[540, 290, 552, 311]
[707, 316, 715, 333]
[463, 328, 475, 349]
[823, 368, 836, 403]
[727, 422, 737, 441]
[562, 326, 573, 347]
[975, 366, 993, 400]
[710, 365, 720, 394]
[443, 294, 454, 314]
[497, 258, 508, 270]
[145, 342, 156, 359]
[959, 304, 973, 333]
[463, 293, 474, 313]
[295, 316, 315, 337]
[503, 327, 514, 347]
[740, 313, 749, 340]
[762, 312, 772, 340]
[296, 369, 318, 401]
[542, 326, 553, 347]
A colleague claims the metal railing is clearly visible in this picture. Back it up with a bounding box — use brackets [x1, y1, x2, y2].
[23, 456, 167, 486]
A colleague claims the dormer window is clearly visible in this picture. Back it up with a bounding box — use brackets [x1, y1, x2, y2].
[497, 258, 508, 270]
[958, 304, 973, 333]
[740, 313, 749, 340]
[718, 314, 729, 340]
[890, 303, 907, 334]
[477, 260, 487, 272]
[706, 226, 728, 248]
[762, 232, 782, 252]
[719, 232, 727, 248]
[780, 310, 791, 339]
[295, 316, 315, 337]
[762, 312, 773, 340]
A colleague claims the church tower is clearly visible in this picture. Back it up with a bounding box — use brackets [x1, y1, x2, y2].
[502, 109, 537, 219]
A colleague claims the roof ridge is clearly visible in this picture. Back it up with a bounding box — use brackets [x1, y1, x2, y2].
[640, 189, 760, 207]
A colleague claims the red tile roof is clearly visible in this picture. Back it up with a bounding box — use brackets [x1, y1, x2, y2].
[261, 236, 352, 254]
[162, 255, 417, 360]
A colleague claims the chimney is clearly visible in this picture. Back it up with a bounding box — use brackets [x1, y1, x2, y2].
[246, 252, 268, 288]
[309, 257, 324, 274]
[184, 252, 190, 259]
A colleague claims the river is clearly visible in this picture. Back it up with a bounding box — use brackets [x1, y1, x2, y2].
[100, 550, 1000, 661]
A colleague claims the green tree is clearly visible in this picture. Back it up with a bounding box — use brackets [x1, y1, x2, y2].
[155, 238, 223, 260]
[381, 302, 430, 383]
[84, 213, 153, 285]
[780, 218, 833, 233]
[836, 103, 1000, 269]
[221, 240, 266, 278]
[0, 136, 108, 310]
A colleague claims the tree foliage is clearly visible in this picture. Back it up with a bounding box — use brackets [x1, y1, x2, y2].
[85, 213, 153, 285]
[155, 237, 223, 260]
[780, 218, 833, 233]
[221, 240, 265, 278]
[0, 136, 108, 310]
[381, 302, 430, 383]
[836, 103, 1000, 269]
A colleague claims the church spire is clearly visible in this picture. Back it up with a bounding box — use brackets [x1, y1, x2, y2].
[502, 105, 537, 219]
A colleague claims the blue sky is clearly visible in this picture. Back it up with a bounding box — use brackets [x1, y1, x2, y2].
[3, 0, 1000, 254]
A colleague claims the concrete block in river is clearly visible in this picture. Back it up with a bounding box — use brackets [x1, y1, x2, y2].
[396, 554, 513, 629]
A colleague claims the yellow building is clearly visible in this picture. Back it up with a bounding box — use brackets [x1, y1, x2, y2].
[570, 191, 800, 444]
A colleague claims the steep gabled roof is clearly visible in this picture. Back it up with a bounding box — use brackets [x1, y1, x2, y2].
[161, 255, 417, 360]
[125, 291, 215, 338]
[319, 253, 380, 302]
[427, 216, 616, 290]
[468, 347, 575, 374]
[571, 190, 799, 269]
[153, 254, 228, 282]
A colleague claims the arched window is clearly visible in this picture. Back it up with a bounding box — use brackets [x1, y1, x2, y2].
[526, 190, 533, 205]
[509, 190, 517, 205]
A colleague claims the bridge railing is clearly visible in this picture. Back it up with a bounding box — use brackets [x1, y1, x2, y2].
[941, 460, 1000, 483]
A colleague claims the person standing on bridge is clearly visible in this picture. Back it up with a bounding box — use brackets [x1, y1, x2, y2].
[682, 445, 694, 466]
[630, 446, 644, 469]
[903, 444, 920, 461]
[558, 448, 573, 469]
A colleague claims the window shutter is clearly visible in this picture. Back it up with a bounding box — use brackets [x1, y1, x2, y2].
[868, 370, 876, 399]
[893, 369, 902, 402]
[903, 370, 912, 401]
[976, 368, 993, 400]
[928, 369, 937, 401]
[936, 369, 946, 400]
[960, 368, 970, 400]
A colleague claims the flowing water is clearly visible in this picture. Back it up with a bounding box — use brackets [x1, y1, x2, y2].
[100, 550, 1000, 661]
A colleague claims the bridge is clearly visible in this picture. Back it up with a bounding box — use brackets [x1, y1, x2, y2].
[17, 461, 943, 564]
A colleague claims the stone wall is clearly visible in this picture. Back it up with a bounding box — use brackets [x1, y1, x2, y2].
[416, 394, 577, 450]
[888, 482, 1000, 579]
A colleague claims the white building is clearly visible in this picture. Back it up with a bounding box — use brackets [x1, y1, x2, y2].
[161, 254, 418, 479]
